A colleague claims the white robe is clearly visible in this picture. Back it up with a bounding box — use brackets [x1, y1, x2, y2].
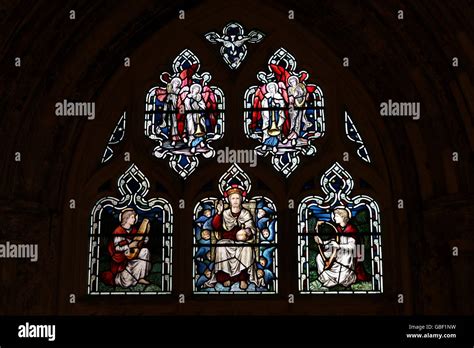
[184, 92, 206, 142]
[316, 235, 357, 288]
[288, 85, 311, 136]
[113, 236, 151, 288]
[261, 92, 285, 143]
[206, 208, 264, 288]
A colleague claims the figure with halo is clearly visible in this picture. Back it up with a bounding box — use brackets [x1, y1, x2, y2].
[314, 207, 368, 288]
[204, 185, 263, 290]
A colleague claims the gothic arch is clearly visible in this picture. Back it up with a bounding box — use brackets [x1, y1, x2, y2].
[54, 1, 412, 315]
[0, 1, 464, 316]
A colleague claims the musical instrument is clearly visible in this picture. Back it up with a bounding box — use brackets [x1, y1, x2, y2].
[126, 218, 150, 260]
[294, 83, 307, 107]
[315, 221, 339, 270]
[267, 109, 281, 136]
[194, 115, 206, 137]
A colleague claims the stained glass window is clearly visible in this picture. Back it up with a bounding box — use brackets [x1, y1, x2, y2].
[298, 162, 382, 294]
[193, 164, 278, 294]
[101, 111, 126, 164]
[145, 49, 225, 179]
[244, 48, 325, 176]
[88, 164, 173, 294]
[345, 111, 371, 163]
[94, 39, 381, 299]
[205, 22, 265, 70]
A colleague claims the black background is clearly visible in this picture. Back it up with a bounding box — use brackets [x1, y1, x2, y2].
[0, 0, 473, 344]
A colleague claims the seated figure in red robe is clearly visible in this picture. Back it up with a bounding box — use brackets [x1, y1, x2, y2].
[100, 208, 151, 288]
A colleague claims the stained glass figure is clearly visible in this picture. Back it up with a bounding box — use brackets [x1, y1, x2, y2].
[101, 111, 126, 164]
[244, 48, 325, 176]
[345, 111, 371, 163]
[193, 164, 278, 294]
[88, 164, 173, 294]
[298, 162, 382, 293]
[205, 22, 265, 70]
[145, 49, 225, 178]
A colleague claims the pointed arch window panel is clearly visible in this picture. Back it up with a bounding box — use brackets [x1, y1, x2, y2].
[297, 163, 382, 294]
[102, 111, 127, 164]
[345, 111, 371, 163]
[244, 48, 325, 177]
[145, 49, 225, 179]
[88, 164, 173, 295]
[193, 164, 278, 294]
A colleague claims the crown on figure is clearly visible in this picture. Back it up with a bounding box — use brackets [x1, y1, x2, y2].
[224, 184, 246, 198]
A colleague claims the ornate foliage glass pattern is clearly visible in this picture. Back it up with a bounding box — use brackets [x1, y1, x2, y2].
[145, 49, 225, 179]
[88, 164, 173, 294]
[298, 162, 382, 294]
[193, 164, 278, 294]
[244, 48, 325, 176]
